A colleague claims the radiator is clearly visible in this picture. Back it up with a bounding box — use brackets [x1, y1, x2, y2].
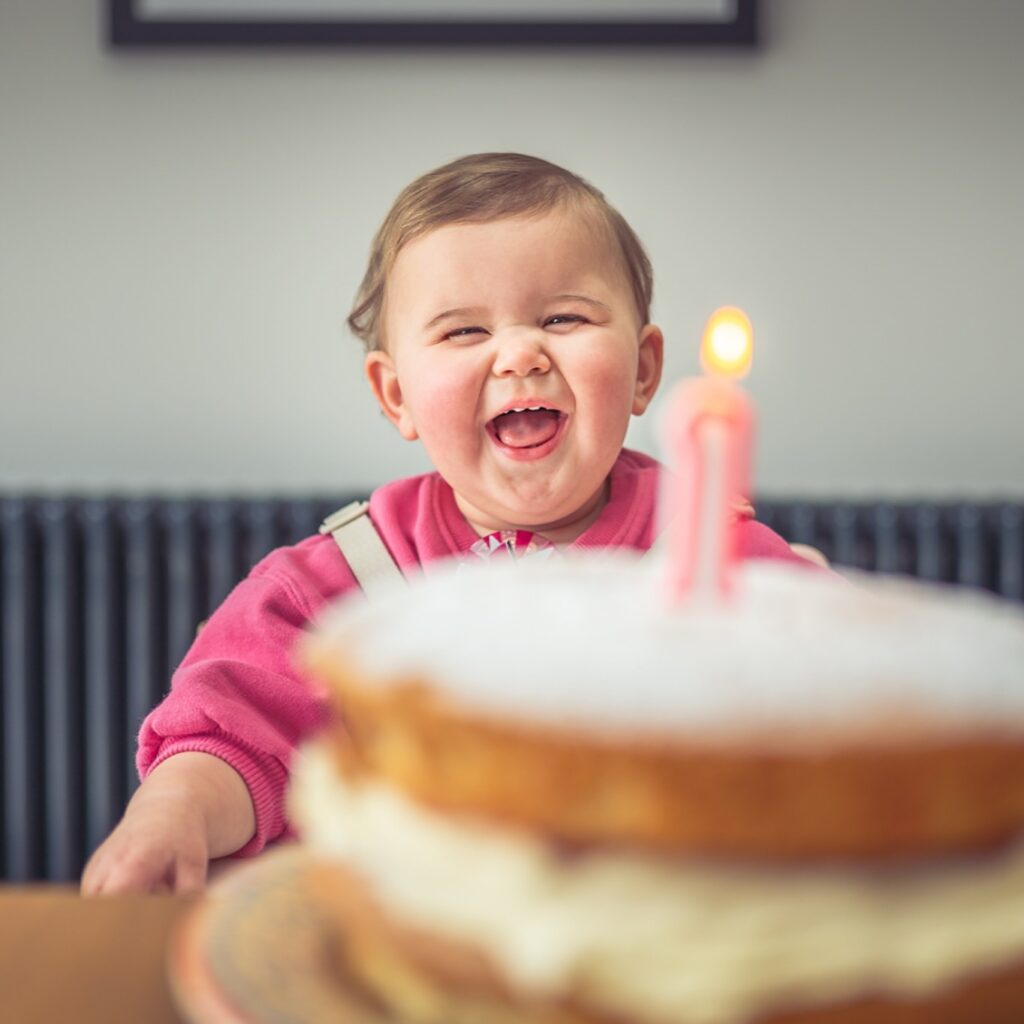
[1, 495, 1022, 883]
[0, 495, 356, 884]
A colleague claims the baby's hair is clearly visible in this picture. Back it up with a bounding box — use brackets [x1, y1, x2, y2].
[347, 152, 653, 352]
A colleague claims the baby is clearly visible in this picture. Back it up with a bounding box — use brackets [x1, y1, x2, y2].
[82, 152, 815, 895]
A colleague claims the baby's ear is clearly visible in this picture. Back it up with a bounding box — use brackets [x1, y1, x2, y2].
[632, 324, 665, 416]
[365, 350, 418, 440]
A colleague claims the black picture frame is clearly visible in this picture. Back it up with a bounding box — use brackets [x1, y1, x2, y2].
[108, 0, 758, 48]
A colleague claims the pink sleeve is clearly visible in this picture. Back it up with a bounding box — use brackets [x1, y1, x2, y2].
[739, 519, 830, 571]
[136, 563, 335, 856]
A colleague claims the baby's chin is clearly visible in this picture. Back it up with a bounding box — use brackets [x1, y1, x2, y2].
[455, 485, 609, 543]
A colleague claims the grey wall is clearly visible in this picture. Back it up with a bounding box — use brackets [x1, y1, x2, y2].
[2, 0, 1022, 498]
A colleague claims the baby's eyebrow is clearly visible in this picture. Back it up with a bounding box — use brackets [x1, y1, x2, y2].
[423, 307, 486, 330]
[423, 295, 611, 331]
[550, 294, 612, 314]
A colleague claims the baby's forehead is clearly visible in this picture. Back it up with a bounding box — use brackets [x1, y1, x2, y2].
[378, 201, 642, 337]
[446, 220, 617, 288]
[407, 202, 614, 258]
[394, 216, 625, 305]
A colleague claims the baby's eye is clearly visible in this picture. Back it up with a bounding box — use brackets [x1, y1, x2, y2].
[544, 313, 588, 328]
[442, 325, 488, 341]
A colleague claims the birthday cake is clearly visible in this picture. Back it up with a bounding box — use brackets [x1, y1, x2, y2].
[290, 553, 1024, 1024]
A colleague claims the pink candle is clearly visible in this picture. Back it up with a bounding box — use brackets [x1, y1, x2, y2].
[663, 308, 754, 603]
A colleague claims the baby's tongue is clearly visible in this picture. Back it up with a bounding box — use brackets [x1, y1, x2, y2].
[493, 409, 560, 449]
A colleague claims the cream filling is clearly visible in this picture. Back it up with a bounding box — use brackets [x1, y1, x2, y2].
[291, 744, 1024, 1024]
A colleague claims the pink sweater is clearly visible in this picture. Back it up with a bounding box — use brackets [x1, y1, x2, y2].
[138, 449, 813, 855]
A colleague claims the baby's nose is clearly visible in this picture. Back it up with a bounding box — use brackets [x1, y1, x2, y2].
[492, 328, 551, 377]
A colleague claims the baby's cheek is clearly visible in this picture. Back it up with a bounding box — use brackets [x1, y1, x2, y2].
[411, 377, 477, 435]
[585, 351, 641, 403]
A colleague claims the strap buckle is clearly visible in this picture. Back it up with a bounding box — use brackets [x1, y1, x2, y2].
[319, 500, 369, 535]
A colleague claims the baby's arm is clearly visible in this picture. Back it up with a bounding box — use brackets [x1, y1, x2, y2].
[80, 537, 352, 895]
[81, 751, 255, 895]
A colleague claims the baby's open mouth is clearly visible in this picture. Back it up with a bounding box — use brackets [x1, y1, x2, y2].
[488, 407, 564, 450]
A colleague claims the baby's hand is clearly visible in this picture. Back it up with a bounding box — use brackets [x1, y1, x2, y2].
[81, 792, 209, 896]
[82, 751, 255, 896]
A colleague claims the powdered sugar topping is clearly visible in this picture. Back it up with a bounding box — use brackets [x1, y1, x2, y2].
[308, 555, 1024, 737]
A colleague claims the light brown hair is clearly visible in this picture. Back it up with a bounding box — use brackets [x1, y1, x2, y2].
[347, 152, 653, 351]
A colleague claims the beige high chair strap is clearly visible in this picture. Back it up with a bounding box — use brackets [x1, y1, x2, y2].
[319, 501, 406, 597]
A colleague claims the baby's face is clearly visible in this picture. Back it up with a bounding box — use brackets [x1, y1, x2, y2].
[366, 209, 663, 538]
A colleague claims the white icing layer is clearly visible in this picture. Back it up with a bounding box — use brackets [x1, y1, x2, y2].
[291, 744, 1024, 1024]
[309, 555, 1024, 737]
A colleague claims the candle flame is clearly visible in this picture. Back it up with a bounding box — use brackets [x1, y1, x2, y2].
[701, 307, 753, 378]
